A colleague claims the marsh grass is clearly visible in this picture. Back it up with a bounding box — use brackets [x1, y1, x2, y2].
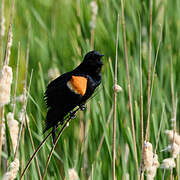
[0, 0, 180, 179]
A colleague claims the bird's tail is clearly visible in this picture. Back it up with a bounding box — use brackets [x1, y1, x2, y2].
[43, 108, 63, 133]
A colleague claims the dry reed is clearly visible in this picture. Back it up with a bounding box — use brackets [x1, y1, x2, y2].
[12, 42, 20, 114]
[145, 0, 152, 142]
[42, 108, 80, 180]
[0, 0, 5, 67]
[24, 70, 42, 180]
[14, 43, 29, 159]
[112, 14, 119, 180]
[120, 0, 139, 178]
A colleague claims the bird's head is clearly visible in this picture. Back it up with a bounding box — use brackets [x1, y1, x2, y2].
[81, 50, 104, 74]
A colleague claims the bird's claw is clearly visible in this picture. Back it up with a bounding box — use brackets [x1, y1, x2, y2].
[79, 104, 86, 111]
[70, 111, 76, 119]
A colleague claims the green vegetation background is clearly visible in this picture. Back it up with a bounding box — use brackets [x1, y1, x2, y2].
[1, 0, 180, 179]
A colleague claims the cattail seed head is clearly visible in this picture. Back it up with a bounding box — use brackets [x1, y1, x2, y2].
[89, 1, 98, 29]
[2, 158, 19, 180]
[0, 0, 5, 37]
[142, 141, 153, 171]
[68, 168, 79, 180]
[1, 17, 5, 37]
[90, 1, 98, 15]
[7, 112, 19, 152]
[147, 166, 158, 180]
[1, 14, 5, 37]
[160, 158, 175, 169]
[165, 130, 180, 146]
[0, 65, 13, 106]
[4, 24, 13, 65]
[163, 143, 180, 158]
[15, 94, 26, 103]
[124, 144, 129, 164]
[8, 31, 13, 48]
[0, 118, 5, 145]
[152, 154, 160, 168]
[18, 108, 25, 121]
[146, 154, 159, 179]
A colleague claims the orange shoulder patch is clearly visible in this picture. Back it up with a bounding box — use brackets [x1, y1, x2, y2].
[67, 76, 87, 96]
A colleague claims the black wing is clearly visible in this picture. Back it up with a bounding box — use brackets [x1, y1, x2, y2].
[44, 72, 72, 108]
[44, 72, 84, 131]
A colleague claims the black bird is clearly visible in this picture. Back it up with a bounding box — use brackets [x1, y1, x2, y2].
[44, 50, 104, 143]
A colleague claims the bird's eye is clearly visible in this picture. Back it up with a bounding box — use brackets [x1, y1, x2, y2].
[95, 55, 100, 60]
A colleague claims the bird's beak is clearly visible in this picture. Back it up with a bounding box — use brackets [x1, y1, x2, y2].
[99, 54, 104, 58]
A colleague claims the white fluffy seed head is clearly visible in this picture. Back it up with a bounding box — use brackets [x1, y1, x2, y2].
[124, 143, 129, 164]
[145, 142, 153, 151]
[142, 141, 154, 171]
[146, 154, 159, 179]
[1, 15, 5, 37]
[146, 154, 159, 180]
[68, 168, 79, 180]
[147, 166, 158, 180]
[89, 21, 96, 29]
[90, 1, 98, 15]
[170, 118, 176, 128]
[165, 130, 180, 146]
[18, 109, 24, 123]
[7, 112, 19, 152]
[142, 142, 159, 178]
[8, 31, 13, 48]
[146, 174, 153, 180]
[2, 158, 19, 180]
[152, 154, 160, 168]
[0, 0, 5, 37]
[15, 94, 26, 103]
[164, 143, 180, 158]
[5, 26, 13, 65]
[160, 158, 176, 169]
[170, 118, 176, 122]
[89, 1, 98, 29]
[0, 118, 5, 145]
[0, 66, 13, 106]
[171, 143, 180, 158]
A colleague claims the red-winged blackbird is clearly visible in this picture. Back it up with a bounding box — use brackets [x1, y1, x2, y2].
[44, 50, 104, 143]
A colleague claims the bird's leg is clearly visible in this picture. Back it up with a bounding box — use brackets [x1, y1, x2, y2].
[70, 111, 76, 119]
[79, 104, 86, 111]
[52, 125, 57, 145]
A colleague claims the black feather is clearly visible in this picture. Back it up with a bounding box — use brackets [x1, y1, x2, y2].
[44, 50, 104, 140]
